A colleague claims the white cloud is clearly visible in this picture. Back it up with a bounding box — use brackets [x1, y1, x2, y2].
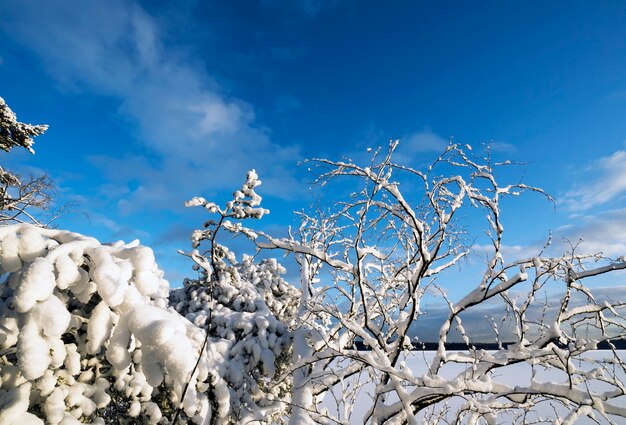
[489, 141, 516, 154]
[87, 212, 149, 240]
[471, 243, 543, 263]
[403, 129, 449, 153]
[553, 207, 626, 258]
[472, 206, 626, 262]
[0, 0, 302, 212]
[551, 148, 626, 258]
[370, 129, 450, 167]
[562, 149, 626, 212]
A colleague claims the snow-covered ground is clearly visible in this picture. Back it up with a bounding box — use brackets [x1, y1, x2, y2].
[321, 350, 626, 424]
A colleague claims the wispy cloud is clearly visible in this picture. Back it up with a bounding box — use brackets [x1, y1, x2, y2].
[355, 129, 450, 167]
[472, 243, 544, 263]
[554, 207, 626, 258]
[403, 129, 449, 153]
[561, 149, 626, 212]
[0, 0, 302, 213]
[471, 148, 626, 261]
[489, 141, 517, 154]
[472, 206, 626, 262]
[87, 212, 150, 241]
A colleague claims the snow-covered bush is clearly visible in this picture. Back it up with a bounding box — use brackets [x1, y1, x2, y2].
[0, 224, 229, 424]
[174, 170, 300, 424]
[171, 256, 299, 423]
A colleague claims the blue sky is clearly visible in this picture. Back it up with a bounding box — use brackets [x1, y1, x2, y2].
[2, 0, 626, 294]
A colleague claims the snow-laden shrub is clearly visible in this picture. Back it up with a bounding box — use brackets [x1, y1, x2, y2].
[171, 255, 299, 423]
[177, 170, 301, 423]
[0, 224, 229, 424]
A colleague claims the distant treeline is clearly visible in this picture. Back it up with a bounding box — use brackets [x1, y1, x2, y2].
[352, 339, 626, 351]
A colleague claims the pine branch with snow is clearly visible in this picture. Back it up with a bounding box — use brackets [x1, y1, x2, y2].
[0, 97, 57, 225]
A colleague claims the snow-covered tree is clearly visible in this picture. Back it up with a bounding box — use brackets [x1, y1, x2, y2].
[217, 142, 626, 424]
[0, 97, 47, 157]
[0, 97, 54, 225]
